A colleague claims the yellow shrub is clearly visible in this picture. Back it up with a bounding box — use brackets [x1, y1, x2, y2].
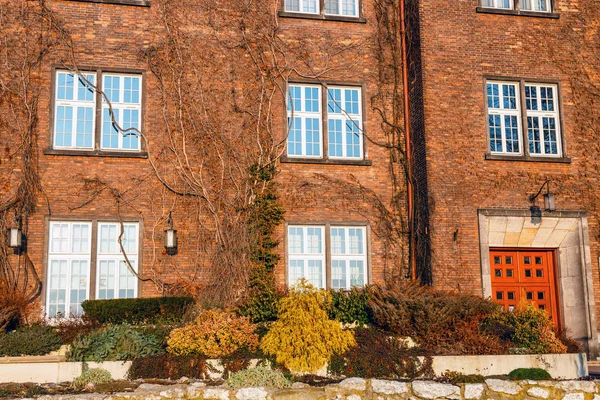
[260, 281, 356, 373]
[166, 309, 258, 358]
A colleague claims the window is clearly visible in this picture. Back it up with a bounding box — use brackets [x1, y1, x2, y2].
[53, 70, 142, 153]
[486, 80, 562, 158]
[284, 0, 359, 17]
[480, 0, 551, 13]
[287, 225, 367, 290]
[46, 221, 139, 317]
[287, 84, 363, 160]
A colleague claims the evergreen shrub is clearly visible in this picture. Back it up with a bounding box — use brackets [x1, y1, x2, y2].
[260, 281, 355, 373]
[0, 324, 62, 356]
[81, 296, 194, 325]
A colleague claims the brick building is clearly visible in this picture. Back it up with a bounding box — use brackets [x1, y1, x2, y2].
[0, 0, 404, 322]
[3, 0, 600, 356]
[409, 0, 600, 354]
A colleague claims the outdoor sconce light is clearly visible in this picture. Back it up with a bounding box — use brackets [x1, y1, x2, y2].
[8, 227, 22, 249]
[528, 179, 556, 224]
[164, 212, 178, 256]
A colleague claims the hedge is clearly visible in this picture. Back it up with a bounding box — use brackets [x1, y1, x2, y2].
[81, 296, 194, 325]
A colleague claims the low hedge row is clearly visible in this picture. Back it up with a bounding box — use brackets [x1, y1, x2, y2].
[81, 296, 194, 325]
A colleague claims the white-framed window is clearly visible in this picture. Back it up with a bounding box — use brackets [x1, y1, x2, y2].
[288, 226, 326, 288]
[101, 74, 142, 151]
[284, 0, 360, 17]
[327, 87, 362, 159]
[54, 72, 96, 149]
[287, 83, 363, 160]
[486, 80, 562, 158]
[325, 0, 358, 16]
[480, 0, 551, 12]
[46, 220, 140, 317]
[47, 222, 92, 317]
[53, 70, 143, 152]
[96, 222, 139, 299]
[287, 224, 368, 290]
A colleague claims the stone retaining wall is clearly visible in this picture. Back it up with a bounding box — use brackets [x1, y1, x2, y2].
[37, 378, 600, 399]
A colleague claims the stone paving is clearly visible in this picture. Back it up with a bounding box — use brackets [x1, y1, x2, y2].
[31, 378, 600, 399]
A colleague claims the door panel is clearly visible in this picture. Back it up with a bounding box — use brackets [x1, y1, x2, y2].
[490, 249, 560, 328]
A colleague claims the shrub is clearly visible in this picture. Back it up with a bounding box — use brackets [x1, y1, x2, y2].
[328, 288, 370, 325]
[0, 324, 62, 356]
[483, 303, 567, 354]
[72, 368, 112, 390]
[128, 353, 209, 380]
[508, 368, 551, 380]
[81, 296, 194, 325]
[328, 327, 432, 379]
[227, 367, 291, 388]
[367, 281, 505, 355]
[260, 281, 356, 373]
[68, 325, 163, 361]
[167, 309, 259, 358]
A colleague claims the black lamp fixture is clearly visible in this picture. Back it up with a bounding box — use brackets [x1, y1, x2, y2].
[164, 212, 178, 256]
[7, 216, 23, 252]
[528, 179, 555, 224]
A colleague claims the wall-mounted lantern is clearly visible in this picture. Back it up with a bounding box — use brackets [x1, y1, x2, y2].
[528, 179, 556, 224]
[164, 212, 178, 256]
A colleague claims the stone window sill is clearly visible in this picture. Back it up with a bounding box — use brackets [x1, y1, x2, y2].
[44, 148, 148, 159]
[476, 7, 559, 19]
[278, 11, 366, 23]
[280, 156, 372, 166]
[485, 154, 570, 163]
[64, 0, 150, 7]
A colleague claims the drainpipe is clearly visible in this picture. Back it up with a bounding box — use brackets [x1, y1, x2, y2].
[399, 0, 416, 281]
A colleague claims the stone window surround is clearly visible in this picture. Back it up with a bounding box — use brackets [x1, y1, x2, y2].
[40, 216, 144, 314]
[478, 208, 598, 356]
[483, 76, 570, 163]
[284, 221, 372, 289]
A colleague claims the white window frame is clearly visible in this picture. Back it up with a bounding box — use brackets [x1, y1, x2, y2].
[327, 86, 363, 160]
[524, 83, 561, 157]
[287, 225, 326, 288]
[52, 69, 143, 152]
[330, 226, 367, 290]
[287, 224, 368, 290]
[46, 221, 92, 317]
[325, 0, 359, 17]
[487, 81, 523, 156]
[101, 74, 143, 151]
[53, 71, 97, 150]
[96, 222, 139, 300]
[481, 0, 513, 9]
[287, 84, 323, 159]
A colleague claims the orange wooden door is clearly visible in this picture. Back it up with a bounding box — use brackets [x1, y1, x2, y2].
[490, 249, 560, 328]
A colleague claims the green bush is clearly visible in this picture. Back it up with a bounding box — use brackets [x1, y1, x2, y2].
[68, 325, 164, 361]
[72, 368, 112, 390]
[0, 324, 62, 356]
[227, 367, 291, 388]
[81, 296, 194, 325]
[508, 368, 551, 380]
[328, 327, 432, 379]
[483, 303, 566, 354]
[328, 288, 370, 325]
[128, 353, 209, 380]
